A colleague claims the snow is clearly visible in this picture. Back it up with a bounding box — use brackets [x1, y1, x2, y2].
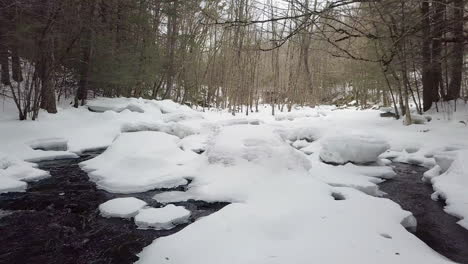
[80, 131, 200, 193]
[320, 134, 390, 164]
[86, 97, 146, 113]
[134, 205, 191, 230]
[121, 121, 197, 138]
[0, 153, 49, 193]
[98, 197, 147, 218]
[28, 137, 68, 151]
[2, 96, 468, 262]
[430, 150, 468, 229]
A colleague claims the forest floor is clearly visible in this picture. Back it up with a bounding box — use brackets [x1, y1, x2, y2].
[0, 97, 468, 264]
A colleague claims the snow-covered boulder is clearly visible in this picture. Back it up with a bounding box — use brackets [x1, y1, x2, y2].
[121, 121, 197, 138]
[80, 131, 200, 193]
[28, 137, 68, 151]
[152, 100, 193, 114]
[134, 205, 191, 230]
[275, 112, 319, 121]
[278, 126, 321, 142]
[87, 97, 145, 113]
[319, 135, 390, 164]
[217, 118, 262, 126]
[163, 112, 203, 123]
[99, 197, 147, 218]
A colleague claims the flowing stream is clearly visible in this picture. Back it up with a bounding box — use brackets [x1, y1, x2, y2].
[0, 150, 228, 264]
[380, 163, 468, 264]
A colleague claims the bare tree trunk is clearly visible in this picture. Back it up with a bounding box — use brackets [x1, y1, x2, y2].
[446, 0, 464, 101]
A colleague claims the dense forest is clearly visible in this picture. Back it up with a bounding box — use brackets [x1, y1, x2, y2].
[0, 0, 466, 121]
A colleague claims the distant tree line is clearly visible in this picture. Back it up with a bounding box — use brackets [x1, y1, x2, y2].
[0, 0, 466, 122]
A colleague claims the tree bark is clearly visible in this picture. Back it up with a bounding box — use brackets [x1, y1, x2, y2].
[446, 0, 464, 100]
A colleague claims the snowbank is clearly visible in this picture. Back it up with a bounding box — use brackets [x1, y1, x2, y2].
[430, 150, 468, 229]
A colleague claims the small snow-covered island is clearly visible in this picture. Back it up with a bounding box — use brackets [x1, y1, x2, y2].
[1, 1, 468, 264]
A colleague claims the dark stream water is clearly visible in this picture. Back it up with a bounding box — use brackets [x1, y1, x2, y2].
[380, 163, 468, 264]
[0, 150, 228, 264]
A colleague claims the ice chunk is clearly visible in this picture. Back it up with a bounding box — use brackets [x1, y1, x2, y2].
[320, 134, 390, 164]
[99, 197, 147, 218]
[134, 205, 191, 230]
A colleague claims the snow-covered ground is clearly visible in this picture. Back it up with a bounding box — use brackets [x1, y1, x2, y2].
[1, 97, 468, 263]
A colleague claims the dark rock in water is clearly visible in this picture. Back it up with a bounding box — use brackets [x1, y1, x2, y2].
[0, 150, 228, 264]
[380, 112, 398, 118]
[380, 163, 468, 264]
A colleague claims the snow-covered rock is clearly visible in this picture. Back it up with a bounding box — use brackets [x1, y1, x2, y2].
[320, 134, 390, 164]
[99, 197, 147, 218]
[28, 137, 68, 151]
[134, 204, 191, 230]
[80, 131, 200, 193]
[275, 112, 320, 121]
[121, 121, 197, 138]
[217, 118, 262, 126]
[87, 97, 145, 113]
[163, 112, 203, 123]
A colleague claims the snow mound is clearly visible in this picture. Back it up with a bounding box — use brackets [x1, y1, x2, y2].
[134, 204, 191, 230]
[291, 139, 310, 150]
[163, 112, 203, 123]
[152, 100, 194, 114]
[205, 125, 311, 171]
[275, 111, 320, 121]
[320, 134, 390, 164]
[87, 97, 145, 113]
[278, 126, 321, 142]
[99, 197, 147, 218]
[121, 121, 197, 138]
[430, 150, 468, 229]
[0, 154, 49, 193]
[217, 118, 262, 126]
[28, 137, 68, 151]
[80, 131, 200, 193]
[178, 134, 209, 154]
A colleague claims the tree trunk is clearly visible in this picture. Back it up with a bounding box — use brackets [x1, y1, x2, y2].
[421, 1, 437, 111]
[446, 0, 464, 100]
